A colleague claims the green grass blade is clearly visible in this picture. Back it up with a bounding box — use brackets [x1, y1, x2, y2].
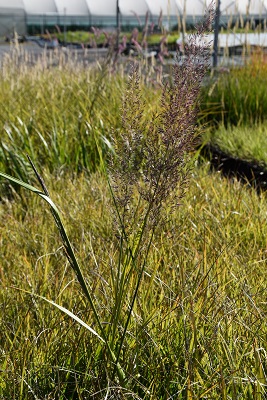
[0, 171, 46, 196]
[10, 287, 105, 342]
[0, 169, 126, 382]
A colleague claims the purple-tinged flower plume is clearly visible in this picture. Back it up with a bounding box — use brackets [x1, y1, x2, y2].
[110, 3, 215, 234]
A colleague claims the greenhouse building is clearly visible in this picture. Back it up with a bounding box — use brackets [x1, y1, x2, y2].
[0, 0, 267, 37]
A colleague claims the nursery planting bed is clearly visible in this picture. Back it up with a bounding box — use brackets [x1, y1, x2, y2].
[200, 143, 267, 191]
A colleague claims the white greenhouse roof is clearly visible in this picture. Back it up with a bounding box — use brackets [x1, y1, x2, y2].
[23, 0, 57, 15]
[220, 0, 239, 15]
[1, 0, 267, 17]
[86, 0, 117, 16]
[246, 0, 267, 14]
[55, 0, 90, 16]
[0, 0, 24, 10]
[175, 0, 208, 16]
[145, 0, 177, 15]
[119, 0, 149, 15]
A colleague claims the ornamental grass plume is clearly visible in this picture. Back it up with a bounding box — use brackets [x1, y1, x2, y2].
[110, 4, 215, 237]
[0, 4, 215, 390]
[105, 11, 215, 371]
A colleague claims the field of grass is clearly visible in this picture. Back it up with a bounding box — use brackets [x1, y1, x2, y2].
[203, 124, 267, 166]
[201, 51, 267, 127]
[55, 30, 179, 47]
[1, 166, 267, 398]
[201, 50, 267, 167]
[0, 54, 160, 191]
[1, 43, 267, 399]
[0, 58, 122, 180]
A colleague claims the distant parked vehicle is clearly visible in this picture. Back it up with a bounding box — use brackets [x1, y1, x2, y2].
[26, 36, 59, 49]
[5, 34, 25, 43]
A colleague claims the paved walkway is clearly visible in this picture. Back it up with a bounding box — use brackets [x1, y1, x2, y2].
[0, 42, 109, 65]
